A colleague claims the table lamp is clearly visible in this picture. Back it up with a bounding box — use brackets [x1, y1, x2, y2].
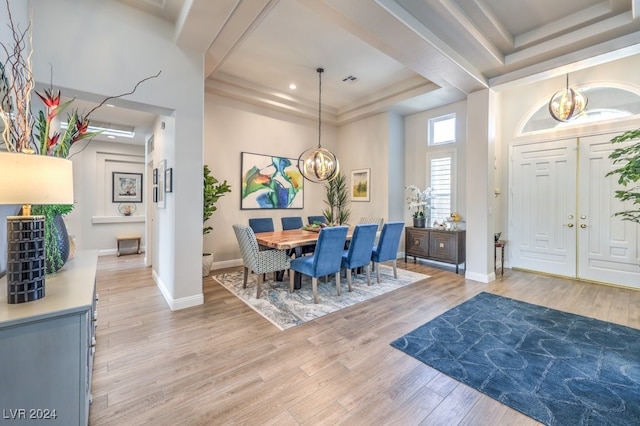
[0, 152, 74, 304]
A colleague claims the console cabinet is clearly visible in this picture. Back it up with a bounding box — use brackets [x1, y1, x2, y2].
[405, 227, 466, 273]
[0, 250, 98, 425]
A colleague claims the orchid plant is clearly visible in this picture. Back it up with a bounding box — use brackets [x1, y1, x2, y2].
[406, 185, 435, 218]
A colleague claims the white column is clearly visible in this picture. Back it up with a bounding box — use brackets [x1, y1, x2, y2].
[465, 89, 497, 282]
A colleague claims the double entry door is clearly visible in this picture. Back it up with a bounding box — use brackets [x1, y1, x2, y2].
[510, 133, 640, 289]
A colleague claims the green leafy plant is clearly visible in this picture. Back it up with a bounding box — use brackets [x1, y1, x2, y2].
[323, 172, 350, 225]
[31, 204, 73, 273]
[203, 165, 231, 234]
[606, 128, 640, 223]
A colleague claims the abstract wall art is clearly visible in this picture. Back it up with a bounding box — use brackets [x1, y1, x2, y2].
[241, 152, 304, 209]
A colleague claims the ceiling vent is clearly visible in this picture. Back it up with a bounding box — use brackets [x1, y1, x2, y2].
[342, 75, 358, 84]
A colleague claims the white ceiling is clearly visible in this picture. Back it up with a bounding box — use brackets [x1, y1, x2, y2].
[106, 0, 640, 139]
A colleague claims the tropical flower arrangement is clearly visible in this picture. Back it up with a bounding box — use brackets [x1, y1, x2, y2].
[406, 185, 435, 218]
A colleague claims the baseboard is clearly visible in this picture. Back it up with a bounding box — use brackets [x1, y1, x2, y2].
[98, 246, 146, 257]
[153, 269, 204, 310]
[465, 270, 493, 283]
[212, 258, 243, 271]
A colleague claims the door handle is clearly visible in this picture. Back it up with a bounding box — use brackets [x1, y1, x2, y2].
[580, 224, 587, 228]
[566, 223, 574, 228]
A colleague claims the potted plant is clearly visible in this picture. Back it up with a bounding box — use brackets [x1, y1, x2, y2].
[606, 128, 640, 223]
[406, 185, 434, 228]
[203, 164, 231, 277]
[323, 172, 350, 225]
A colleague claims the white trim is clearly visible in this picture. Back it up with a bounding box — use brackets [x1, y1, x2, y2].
[154, 269, 204, 310]
[92, 215, 146, 224]
[465, 270, 494, 283]
[428, 113, 457, 146]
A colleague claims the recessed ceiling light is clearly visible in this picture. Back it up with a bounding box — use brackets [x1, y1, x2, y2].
[107, 135, 116, 139]
[289, 83, 297, 90]
[106, 103, 114, 107]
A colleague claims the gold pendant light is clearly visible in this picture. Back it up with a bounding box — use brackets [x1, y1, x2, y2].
[298, 68, 339, 182]
[548, 74, 587, 122]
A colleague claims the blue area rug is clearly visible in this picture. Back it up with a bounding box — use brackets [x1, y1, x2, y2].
[391, 292, 640, 425]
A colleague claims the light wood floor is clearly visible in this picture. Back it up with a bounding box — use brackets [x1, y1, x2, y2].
[89, 255, 640, 425]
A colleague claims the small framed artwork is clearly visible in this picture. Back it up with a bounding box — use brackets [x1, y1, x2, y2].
[112, 172, 143, 203]
[153, 168, 158, 184]
[350, 168, 370, 202]
[157, 160, 166, 208]
[165, 168, 173, 193]
[153, 186, 158, 203]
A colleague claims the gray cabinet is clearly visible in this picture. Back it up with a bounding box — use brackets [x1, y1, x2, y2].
[405, 227, 465, 273]
[0, 251, 98, 425]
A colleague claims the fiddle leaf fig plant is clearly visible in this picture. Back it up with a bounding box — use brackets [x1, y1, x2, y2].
[606, 129, 640, 224]
[203, 165, 231, 234]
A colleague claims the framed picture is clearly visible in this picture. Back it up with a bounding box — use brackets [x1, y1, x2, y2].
[153, 186, 158, 203]
[350, 168, 370, 202]
[157, 160, 166, 208]
[165, 167, 173, 193]
[112, 172, 143, 203]
[153, 168, 158, 184]
[241, 152, 304, 209]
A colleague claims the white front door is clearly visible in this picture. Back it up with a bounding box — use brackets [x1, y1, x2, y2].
[510, 134, 640, 288]
[578, 134, 640, 288]
[510, 140, 577, 277]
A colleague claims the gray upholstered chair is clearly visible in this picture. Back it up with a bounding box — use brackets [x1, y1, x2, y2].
[359, 216, 384, 231]
[233, 224, 290, 298]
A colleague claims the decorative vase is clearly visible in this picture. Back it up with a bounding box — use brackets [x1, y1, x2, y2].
[46, 214, 70, 273]
[413, 217, 426, 228]
[202, 253, 214, 277]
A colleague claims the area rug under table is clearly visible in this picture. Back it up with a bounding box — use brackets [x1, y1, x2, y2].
[391, 292, 640, 425]
[213, 265, 428, 330]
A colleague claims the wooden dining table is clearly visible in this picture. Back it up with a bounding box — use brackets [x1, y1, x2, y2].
[254, 227, 355, 289]
[254, 228, 353, 250]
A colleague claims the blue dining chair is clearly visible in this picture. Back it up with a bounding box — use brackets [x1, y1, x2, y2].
[232, 224, 290, 299]
[248, 218, 275, 233]
[289, 226, 348, 303]
[371, 221, 405, 284]
[281, 216, 313, 257]
[281, 217, 304, 230]
[307, 215, 327, 225]
[341, 223, 378, 290]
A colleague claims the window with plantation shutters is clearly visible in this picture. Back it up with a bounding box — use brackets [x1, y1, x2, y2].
[427, 151, 455, 224]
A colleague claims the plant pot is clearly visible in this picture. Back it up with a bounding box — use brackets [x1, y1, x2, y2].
[413, 217, 426, 228]
[46, 214, 70, 273]
[202, 253, 213, 277]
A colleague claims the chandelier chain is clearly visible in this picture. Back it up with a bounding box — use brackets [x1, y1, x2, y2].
[317, 67, 323, 149]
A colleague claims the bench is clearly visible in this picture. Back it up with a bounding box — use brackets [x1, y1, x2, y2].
[117, 234, 141, 256]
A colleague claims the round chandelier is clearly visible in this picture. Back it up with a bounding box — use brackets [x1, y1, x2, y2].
[548, 74, 587, 122]
[298, 68, 339, 182]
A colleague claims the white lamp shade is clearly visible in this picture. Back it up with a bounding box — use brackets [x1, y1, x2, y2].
[0, 152, 74, 205]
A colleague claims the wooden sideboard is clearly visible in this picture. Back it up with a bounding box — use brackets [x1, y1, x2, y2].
[0, 250, 98, 425]
[404, 227, 466, 273]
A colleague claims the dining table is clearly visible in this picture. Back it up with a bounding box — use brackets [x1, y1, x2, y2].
[254, 227, 355, 289]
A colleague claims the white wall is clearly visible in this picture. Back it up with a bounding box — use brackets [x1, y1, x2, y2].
[65, 140, 146, 255]
[29, 0, 204, 309]
[337, 113, 393, 223]
[204, 95, 337, 266]
[404, 101, 468, 222]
